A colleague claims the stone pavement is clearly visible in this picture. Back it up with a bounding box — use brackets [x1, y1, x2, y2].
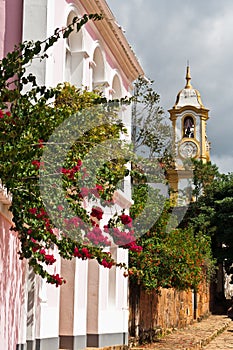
[132, 315, 232, 350]
[203, 320, 233, 349]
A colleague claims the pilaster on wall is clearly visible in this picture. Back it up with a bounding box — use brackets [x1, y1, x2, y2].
[87, 248, 128, 348]
[26, 259, 61, 350]
[59, 258, 88, 350]
[22, 0, 47, 86]
[0, 0, 23, 58]
[22, 0, 56, 88]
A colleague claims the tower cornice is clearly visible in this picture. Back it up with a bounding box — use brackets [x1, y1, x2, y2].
[168, 105, 209, 121]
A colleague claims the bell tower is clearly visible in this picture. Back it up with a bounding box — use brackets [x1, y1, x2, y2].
[167, 66, 211, 203]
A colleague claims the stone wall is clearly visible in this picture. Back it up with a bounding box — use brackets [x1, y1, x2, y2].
[129, 280, 210, 344]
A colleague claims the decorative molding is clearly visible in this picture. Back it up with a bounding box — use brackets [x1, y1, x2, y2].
[78, 0, 144, 82]
[89, 59, 96, 68]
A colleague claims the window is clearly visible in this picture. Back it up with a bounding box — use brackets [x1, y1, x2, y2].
[65, 11, 84, 86]
[92, 47, 105, 91]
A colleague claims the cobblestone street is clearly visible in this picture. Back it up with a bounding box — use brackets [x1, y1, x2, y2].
[203, 321, 233, 349]
[132, 315, 232, 349]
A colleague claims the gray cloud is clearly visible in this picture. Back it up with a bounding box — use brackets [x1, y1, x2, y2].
[108, 0, 233, 173]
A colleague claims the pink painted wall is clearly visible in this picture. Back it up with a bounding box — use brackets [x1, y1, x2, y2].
[0, 1, 25, 347]
[0, 214, 26, 349]
[0, 0, 23, 59]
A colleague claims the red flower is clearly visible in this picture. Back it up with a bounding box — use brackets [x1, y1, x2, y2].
[38, 139, 44, 148]
[96, 184, 104, 192]
[51, 274, 65, 287]
[44, 254, 56, 265]
[124, 241, 143, 253]
[0, 110, 4, 119]
[91, 207, 103, 220]
[120, 214, 132, 225]
[29, 207, 37, 215]
[61, 160, 82, 180]
[76, 159, 82, 168]
[73, 247, 82, 258]
[32, 160, 44, 169]
[103, 225, 109, 233]
[101, 258, 113, 268]
[110, 227, 135, 246]
[81, 247, 92, 259]
[39, 248, 46, 255]
[36, 208, 47, 219]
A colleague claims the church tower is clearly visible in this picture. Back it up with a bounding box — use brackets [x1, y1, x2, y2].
[167, 66, 210, 203]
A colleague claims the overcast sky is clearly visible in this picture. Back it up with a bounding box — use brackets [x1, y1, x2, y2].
[107, 0, 233, 174]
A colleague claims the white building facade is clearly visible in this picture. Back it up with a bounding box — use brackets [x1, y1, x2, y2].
[0, 1, 144, 349]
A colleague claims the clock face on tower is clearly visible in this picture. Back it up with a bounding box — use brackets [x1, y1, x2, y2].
[179, 141, 198, 159]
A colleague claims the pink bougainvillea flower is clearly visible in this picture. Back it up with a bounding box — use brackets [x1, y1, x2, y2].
[80, 187, 89, 197]
[86, 226, 111, 246]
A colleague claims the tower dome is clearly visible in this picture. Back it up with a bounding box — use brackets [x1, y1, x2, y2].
[174, 66, 204, 108]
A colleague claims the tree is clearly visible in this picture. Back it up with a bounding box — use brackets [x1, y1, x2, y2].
[127, 85, 215, 292]
[191, 170, 233, 271]
[131, 76, 172, 161]
[192, 159, 220, 200]
[181, 161, 233, 288]
[128, 199, 214, 291]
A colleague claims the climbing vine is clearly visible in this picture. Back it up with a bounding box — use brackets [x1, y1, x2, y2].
[0, 14, 141, 286]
